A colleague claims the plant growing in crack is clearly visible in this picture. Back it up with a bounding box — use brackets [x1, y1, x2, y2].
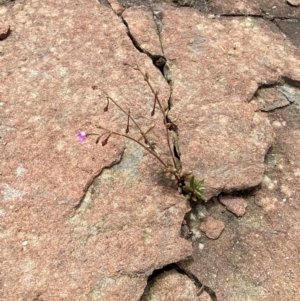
[77, 61, 207, 202]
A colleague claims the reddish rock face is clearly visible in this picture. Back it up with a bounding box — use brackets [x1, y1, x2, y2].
[1, 1, 300, 300]
[140, 269, 212, 301]
[162, 5, 300, 198]
[123, 5, 163, 56]
[200, 216, 225, 239]
[0, 22, 10, 40]
[208, 0, 300, 18]
[219, 195, 247, 217]
[0, 1, 189, 300]
[180, 86, 300, 300]
[207, 0, 300, 47]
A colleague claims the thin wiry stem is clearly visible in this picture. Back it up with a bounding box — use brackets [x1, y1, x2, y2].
[131, 63, 177, 169]
[96, 125, 169, 169]
[99, 88, 153, 148]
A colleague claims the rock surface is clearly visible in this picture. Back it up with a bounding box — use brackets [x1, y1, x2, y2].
[200, 216, 225, 239]
[208, 0, 300, 18]
[162, 5, 300, 198]
[252, 85, 291, 112]
[219, 195, 247, 217]
[0, 1, 189, 300]
[140, 269, 211, 301]
[275, 19, 300, 48]
[1, 1, 300, 300]
[123, 5, 163, 56]
[180, 84, 300, 300]
[0, 22, 9, 40]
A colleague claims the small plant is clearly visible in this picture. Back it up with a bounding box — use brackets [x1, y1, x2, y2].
[78, 61, 206, 202]
[182, 176, 207, 202]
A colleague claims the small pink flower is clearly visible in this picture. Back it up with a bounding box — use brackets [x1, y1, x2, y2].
[77, 131, 87, 142]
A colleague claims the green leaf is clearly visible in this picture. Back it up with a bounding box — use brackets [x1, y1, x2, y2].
[189, 176, 195, 187]
[182, 185, 193, 193]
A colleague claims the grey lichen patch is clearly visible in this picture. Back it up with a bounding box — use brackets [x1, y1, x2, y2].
[278, 84, 300, 104]
[100, 139, 143, 186]
[1, 183, 25, 202]
[252, 84, 300, 112]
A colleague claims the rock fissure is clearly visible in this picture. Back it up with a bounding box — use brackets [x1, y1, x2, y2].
[73, 150, 125, 212]
[2, 0, 300, 299]
[174, 264, 218, 301]
[251, 82, 300, 113]
[108, 1, 183, 178]
[139, 263, 217, 301]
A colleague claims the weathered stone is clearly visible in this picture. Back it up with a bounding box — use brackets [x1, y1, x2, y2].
[219, 195, 247, 216]
[275, 19, 300, 48]
[71, 140, 192, 278]
[200, 216, 224, 239]
[287, 0, 300, 7]
[123, 5, 163, 56]
[107, 0, 125, 15]
[140, 269, 211, 301]
[0, 22, 9, 40]
[179, 87, 300, 301]
[207, 0, 262, 15]
[163, 5, 300, 198]
[252, 86, 291, 112]
[207, 0, 300, 18]
[0, 1, 189, 300]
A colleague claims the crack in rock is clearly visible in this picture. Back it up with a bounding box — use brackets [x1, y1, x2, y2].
[119, 3, 183, 173]
[251, 83, 300, 112]
[139, 263, 217, 301]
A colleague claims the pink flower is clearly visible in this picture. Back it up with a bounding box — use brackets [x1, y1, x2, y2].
[77, 131, 87, 142]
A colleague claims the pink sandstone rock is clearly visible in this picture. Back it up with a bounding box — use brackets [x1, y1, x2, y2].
[123, 5, 163, 56]
[107, 0, 125, 15]
[208, 0, 300, 18]
[140, 269, 212, 301]
[0, 1, 189, 300]
[2, 1, 300, 300]
[179, 84, 300, 300]
[219, 195, 247, 216]
[200, 216, 225, 239]
[162, 4, 300, 198]
[0, 22, 9, 40]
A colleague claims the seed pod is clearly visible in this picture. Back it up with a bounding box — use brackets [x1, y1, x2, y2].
[104, 98, 109, 112]
[102, 133, 111, 146]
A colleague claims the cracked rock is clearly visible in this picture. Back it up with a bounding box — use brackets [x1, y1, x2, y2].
[107, 0, 125, 15]
[0, 1, 185, 300]
[179, 86, 300, 300]
[252, 86, 291, 112]
[123, 5, 163, 56]
[163, 4, 300, 198]
[140, 269, 211, 301]
[219, 195, 247, 216]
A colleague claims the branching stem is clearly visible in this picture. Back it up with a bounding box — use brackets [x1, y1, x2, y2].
[99, 88, 152, 147]
[96, 125, 170, 170]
